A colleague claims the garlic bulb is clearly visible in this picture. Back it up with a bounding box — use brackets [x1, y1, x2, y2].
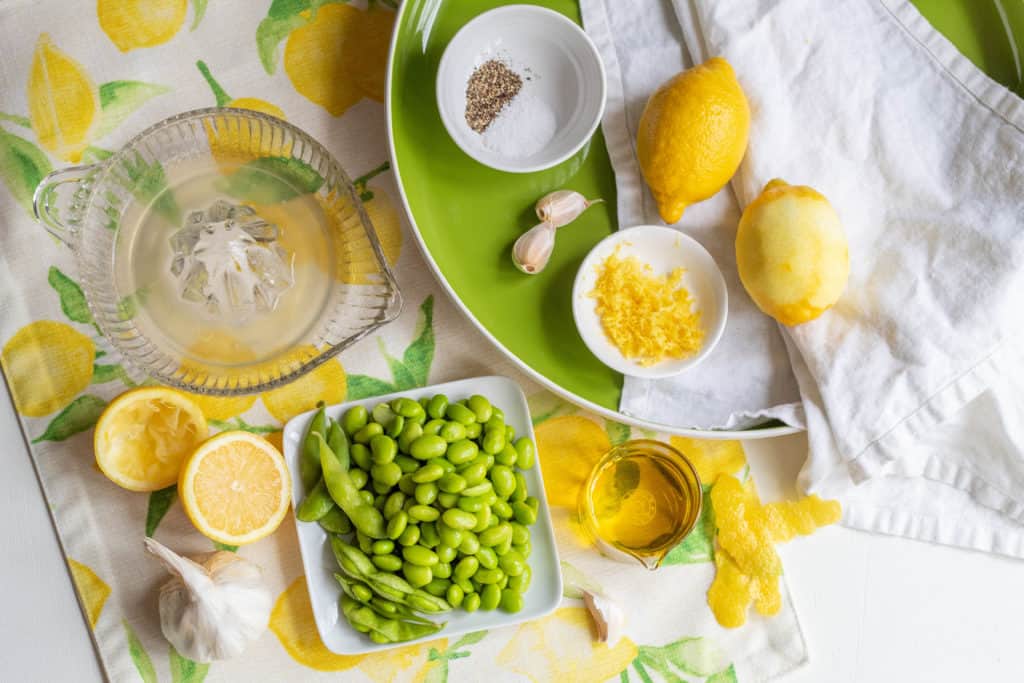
[512, 222, 556, 274]
[535, 190, 603, 228]
[145, 538, 272, 662]
[583, 590, 624, 646]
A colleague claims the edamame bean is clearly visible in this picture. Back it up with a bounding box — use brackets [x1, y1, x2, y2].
[372, 554, 403, 572]
[498, 575, 509, 590]
[465, 422, 482, 439]
[445, 439, 478, 465]
[358, 490, 375, 506]
[398, 524, 421, 547]
[414, 482, 438, 505]
[442, 509, 477, 530]
[398, 474, 417, 495]
[454, 576, 475, 595]
[468, 453, 495, 470]
[508, 565, 531, 592]
[460, 462, 487, 486]
[454, 556, 479, 580]
[499, 550, 526, 576]
[493, 500, 513, 520]
[505, 425, 516, 442]
[351, 583, 374, 603]
[435, 544, 457, 563]
[438, 472, 466, 494]
[437, 492, 459, 508]
[341, 405, 368, 436]
[479, 523, 512, 547]
[496, 445, 519, 467]
[410, 434, 447, 460]
[357, 531, 374, 554]
[490, 465, 516, 498]
[472, 506, 492, 533]
[446, 403, 477, 425]
[494, 535, 512, 556]
[467, 395, 493, 422]
[514, 437, 536, 469]
[484, 415, 504, 434]
[408, 505, 440, 522]
[424, 578, 450, 597]
[446, 584, 464, 607]
[510, 522, 529, 545]
[460, 481, 493, 497]
[347, 467, 368, 490]
[512, 501, 537, 525]
[354, 422, 383, 444]
[511, 472, 528, 503]
[482, 429, 505, 455]
[350, 444, 372, 471]
[422, 419, 445, 436]
[371, 462, 402, 487]
[525, 496, 540, 513]
[385, 414, 405, 439]
[427, 394, 449, 420]
[387, 511, 408, 540]
[458, 532, 480, 555]
[512, 542, 531, 558]
[374, 493, 388, 510]
[394, 454, 419, 474]
[433, 561, 452, 579]
[475, 568, 504, 584]
[402, 562, 432, 588]
[372, 539, 395, 555]
[437, 523, 464, 548]
[492, 406, 505, 421]
[411, 463, 444, 483]
[439, 421, 466, 443]
[370, 434, 397, 464]
[463, 592, 481, 612]
[419, 521, 440, 547]
[398, 423, 423, 453]
[457, 496, 486, 513]
[480, 584, 501, 611]
[403, 545, 438, 566]
[392, 397, 422, 419]
[476, 547, 498, 569]
[318, 506, 352, 534]
[500, 589, 524, 613]
[372, 480, 392, 495]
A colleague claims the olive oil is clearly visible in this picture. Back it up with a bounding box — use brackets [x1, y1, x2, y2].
[580, 440, 701, 569]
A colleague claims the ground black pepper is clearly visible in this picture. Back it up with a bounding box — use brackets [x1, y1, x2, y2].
[465, 60, 523, 133]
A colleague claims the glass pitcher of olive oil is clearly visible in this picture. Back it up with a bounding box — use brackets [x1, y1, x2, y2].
[577, 440, 702, 570]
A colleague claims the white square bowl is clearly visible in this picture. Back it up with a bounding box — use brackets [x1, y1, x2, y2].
[282, 375, 562, 654]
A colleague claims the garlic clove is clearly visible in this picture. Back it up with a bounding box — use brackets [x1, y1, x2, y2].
[535, 190, 603, 228]
[583, 590, 625, 647]
[512, 222, 556, 274]
[145, 538, 272, 663]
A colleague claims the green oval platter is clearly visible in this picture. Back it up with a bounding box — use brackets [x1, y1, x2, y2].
[386, 0, 1024, 438]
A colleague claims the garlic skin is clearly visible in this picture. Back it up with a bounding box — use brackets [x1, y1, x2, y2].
[145, 538, 272, 662]
[512, 222, 556, 274]
[535, 190, 603, 228]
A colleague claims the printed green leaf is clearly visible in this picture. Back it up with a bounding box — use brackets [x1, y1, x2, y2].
[256, 0, 341, 74]
[117, 151, 181, 224]
[347, 375, 396, 400]
[189, 0, 209, 30]
[145, 486, 177, 537]
[637, 638, 730, 680]
[451, 630, 488, 648]
[196, 60, 232, 107]
[0, 128, 52, 215]
[527, 392, 577, 425]
[606, 421, 631, 446]
[218, 156, 324, 204]
[403, 296, 435, 387]
[560, 561, 607, 599]
[213, 542, 238, 552]
[0, 112, 31, 127]
[208, 418, 279, 434]
[614, 459, 640, 497]
[631, 659, 656, 683]
[706, 664, 738, 683]
[32, 395, 107, 443]
[379, 338, 417, 390]
[123, 620, 158, 683]
[95, 81, 172, 141]
[83, 146, 114, 163]
[170, 644, 209, 683]
[92, 363, 133, 385]
[663, 486, 714, 566]
[48, 267, 93, 324]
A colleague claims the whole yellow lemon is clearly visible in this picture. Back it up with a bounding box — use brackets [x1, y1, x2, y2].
[736, 179, 849, 326]
[98, 0, 187, 52]
[637, 57, 750, 224]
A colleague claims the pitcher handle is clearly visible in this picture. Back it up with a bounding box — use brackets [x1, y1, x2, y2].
[32, 164, 94, 246]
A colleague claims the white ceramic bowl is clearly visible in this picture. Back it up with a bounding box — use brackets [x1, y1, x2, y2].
[572, 226, 729, 379]
[283, 375, 562, 655]
[436, 5, 606, 173]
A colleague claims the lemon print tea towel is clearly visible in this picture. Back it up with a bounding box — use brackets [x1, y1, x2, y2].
[0, 1, 808, 681]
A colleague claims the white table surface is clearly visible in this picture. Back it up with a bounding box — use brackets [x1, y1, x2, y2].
[2, 380, 1022, 682]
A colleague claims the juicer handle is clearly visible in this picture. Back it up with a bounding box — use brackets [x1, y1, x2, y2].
[32, 164, 93, 246]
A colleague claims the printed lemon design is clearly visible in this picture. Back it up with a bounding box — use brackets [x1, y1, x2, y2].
[736, 179, 850, 326]
[636, 57, 750, 224]
[284, 3, 395, 116]
[187, 393, 257, 421]
[358, 637, 448, 682]
[98, 0, 188, 52]
[364, 188, 403, 267]
[669, 436, 746, 485]
[497, 607, 637, 681]
[1, 320, 95, 417]
[27, 34, 99, 163]
[535, 415, 610, 509]
[67, 558, 110, 629]
[94, 387, 208, 491]
[260, 346, 346, 422]
[270, 576, 365, 671]
[178, 333, 259, 414]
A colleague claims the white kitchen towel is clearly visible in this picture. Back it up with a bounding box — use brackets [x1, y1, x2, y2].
[579, 0, 804, 431]
[669, 0, 1024, 556]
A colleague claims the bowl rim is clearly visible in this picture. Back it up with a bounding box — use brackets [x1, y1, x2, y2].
[572, 224, 730, 379]
[435, 4, 607, 174]
[69, 106, 403, 396]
